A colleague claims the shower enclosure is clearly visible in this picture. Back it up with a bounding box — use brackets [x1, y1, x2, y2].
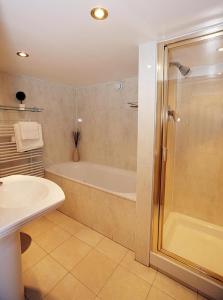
[153, 28, 223, 286]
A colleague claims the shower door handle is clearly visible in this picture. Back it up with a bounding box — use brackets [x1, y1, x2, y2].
[167, 108, 181, 123]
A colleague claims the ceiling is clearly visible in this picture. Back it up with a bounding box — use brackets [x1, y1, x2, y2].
[0, 0, 222, 86]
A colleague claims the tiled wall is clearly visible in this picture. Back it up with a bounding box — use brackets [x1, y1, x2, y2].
[164, 76, 223, 226]
[0, 72, 138, 171]
[76, 77, 138, 171]
[0, 72, 75, 165]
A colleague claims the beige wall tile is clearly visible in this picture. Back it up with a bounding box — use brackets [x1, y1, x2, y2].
[0, 72, 75, 165]
[45, 273, 95, 300]
[50, 178, 136, 251]
[23, 255, 67, 296]
[76, 77, 138, 171]
[165, 77, 223, 226]
[121, 251, 157, 285]
[96, 237, 128, 263]
[98, 265, 151, 300]
[50, 236, 91, 270]
[110, 195, 136, 250]
[72, 249, 117, 294]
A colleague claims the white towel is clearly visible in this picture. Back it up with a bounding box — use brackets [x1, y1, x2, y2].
[19, 121, 40, 140]
[14, 122, 44, 152]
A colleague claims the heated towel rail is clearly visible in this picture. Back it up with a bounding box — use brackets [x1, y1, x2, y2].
[0, 123, 44, 178]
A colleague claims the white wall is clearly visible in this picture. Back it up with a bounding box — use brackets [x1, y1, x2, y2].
[135, 42, 157, 264]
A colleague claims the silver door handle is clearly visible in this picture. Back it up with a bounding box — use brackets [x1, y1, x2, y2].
[168, 108, 181, 123]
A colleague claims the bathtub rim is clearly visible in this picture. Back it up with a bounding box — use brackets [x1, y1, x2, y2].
[45, 168, 136, 202]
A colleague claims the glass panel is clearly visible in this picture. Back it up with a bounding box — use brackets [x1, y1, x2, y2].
[161, 33, 223, 279]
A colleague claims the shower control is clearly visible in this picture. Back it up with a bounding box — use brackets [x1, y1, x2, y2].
[168, 108, 181, 123]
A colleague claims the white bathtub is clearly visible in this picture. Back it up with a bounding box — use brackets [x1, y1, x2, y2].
[45, 161, 136, 201]
[45, 161, 136, 250]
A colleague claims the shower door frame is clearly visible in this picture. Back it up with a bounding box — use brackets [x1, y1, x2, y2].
[152, 27, 223, 284]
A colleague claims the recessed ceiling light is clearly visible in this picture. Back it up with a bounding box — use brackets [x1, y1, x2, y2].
[90, 7, 108, 20]
[217, 47, 223, 52]
[17, 51, 29, 57]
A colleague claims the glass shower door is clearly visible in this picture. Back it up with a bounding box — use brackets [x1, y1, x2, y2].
[160, 32, 223, 281]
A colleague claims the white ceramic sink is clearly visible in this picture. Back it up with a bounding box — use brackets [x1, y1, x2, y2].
[0, 175, 65, 300]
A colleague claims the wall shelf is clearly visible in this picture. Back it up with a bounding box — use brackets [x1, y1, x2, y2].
[0, 105, 43, 112]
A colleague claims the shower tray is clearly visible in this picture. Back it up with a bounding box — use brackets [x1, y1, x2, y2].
[163, 212, 223, 277]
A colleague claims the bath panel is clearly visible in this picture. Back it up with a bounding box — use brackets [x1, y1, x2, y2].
[45, 161, 136, 250]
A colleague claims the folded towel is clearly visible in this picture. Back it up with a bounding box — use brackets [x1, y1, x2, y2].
[14, 122, 44, 152]
[19, 122, 40, 140]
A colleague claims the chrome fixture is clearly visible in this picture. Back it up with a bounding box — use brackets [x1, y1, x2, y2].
[168, 107, 181, 122]
[169, 61, 191, 76]
[17, 51, 29, 57]
[128, 102, 138, 108]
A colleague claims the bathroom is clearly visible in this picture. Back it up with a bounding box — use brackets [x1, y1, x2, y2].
[0, 1, 223, 300]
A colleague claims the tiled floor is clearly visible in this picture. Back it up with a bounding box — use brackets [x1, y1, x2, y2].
[22, 210, 207, 300]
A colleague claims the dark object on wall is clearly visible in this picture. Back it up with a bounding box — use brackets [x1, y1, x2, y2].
[73, 130, 80, 148]
[16, 91, 26, 104]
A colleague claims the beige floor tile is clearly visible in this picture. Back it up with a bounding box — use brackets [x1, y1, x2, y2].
[22, 241, 47, 272]
[72, 249, 117, 294]
[146, 286, 174, 300]
[154, 272, 197, 300]
[23, 255, 67, 296]
[60, 219, 87, 235]
[58, 215, 86, 235]
[121, 251, 157, 285]
[96, 237, 128, 263]
[74, 227, 104, 247]
[22, 217, 55, 238]
[99, 265, 151, 300]
[45, 273, 95, 300]
[34, 225, 71, 253]
[45, 210, 71, 224]
[51, 236, 91, 270]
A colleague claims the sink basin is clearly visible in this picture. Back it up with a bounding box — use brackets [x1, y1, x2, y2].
[0, 180, 48, 208]
[0, 175, 65, 238]
[0, 175, 65, 300]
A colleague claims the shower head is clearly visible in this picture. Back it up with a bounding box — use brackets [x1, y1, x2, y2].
[170, 62, 191, 76]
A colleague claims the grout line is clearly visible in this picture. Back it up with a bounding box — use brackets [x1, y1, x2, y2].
[26, 213, 196, 300]
[44, 271, 68, 298]
[22, 241, 48, 274]
[144, 283, 153, 300]
[70, 270, 98, 296]
[96, 258, 121, 296]
[34, 231, 72, 253]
